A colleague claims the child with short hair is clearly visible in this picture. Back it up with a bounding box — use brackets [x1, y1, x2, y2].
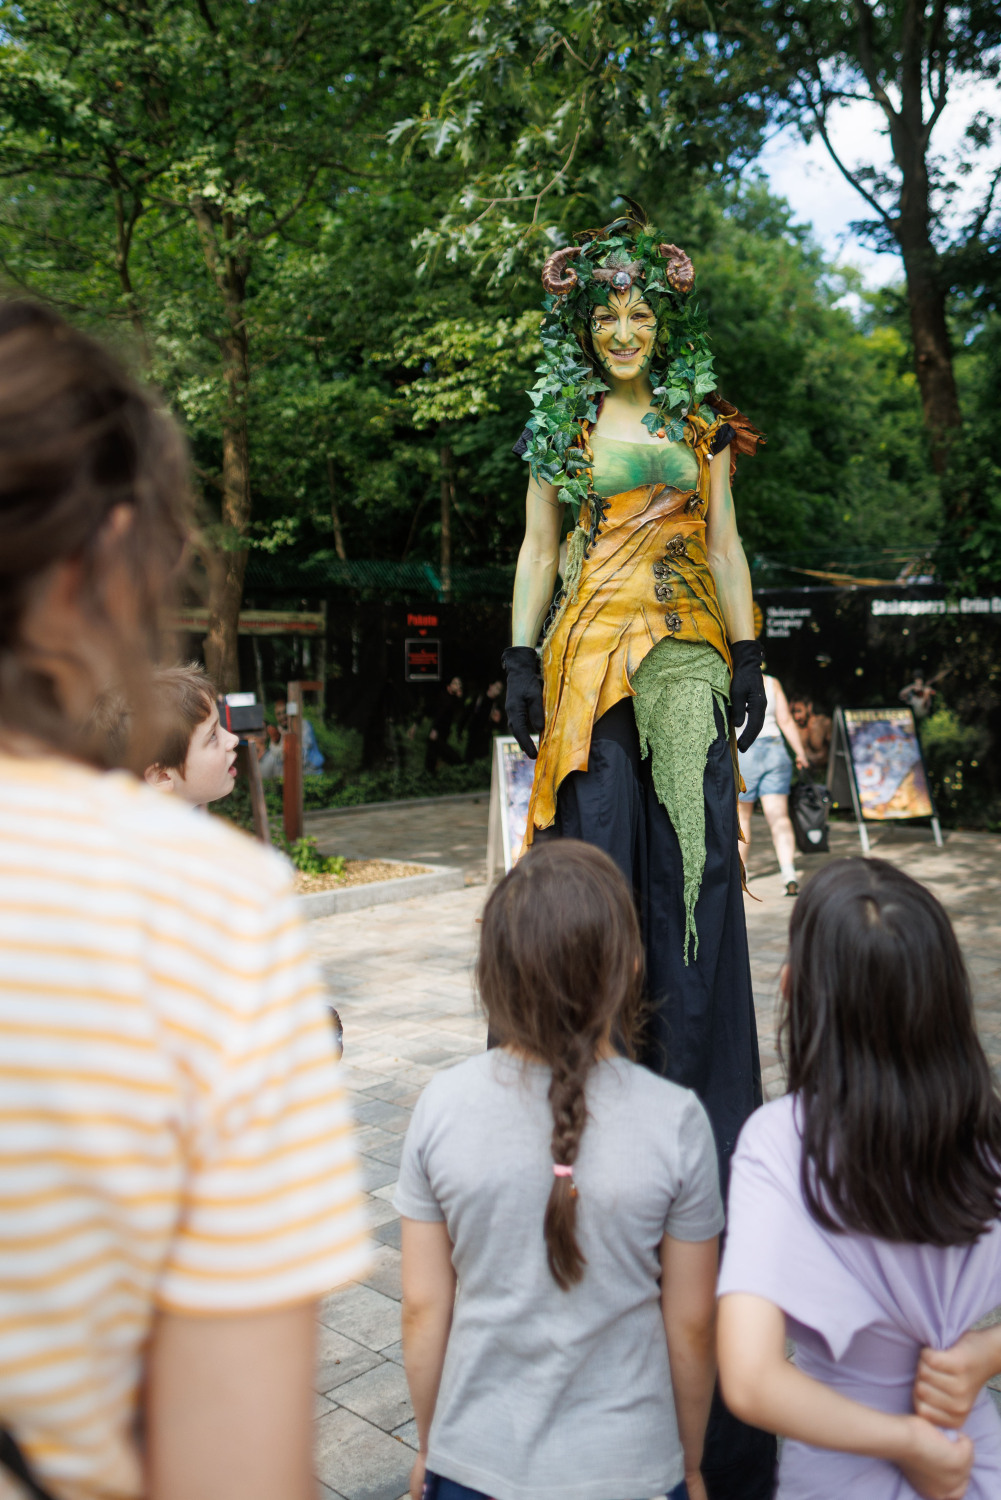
[397, 838, 722, 1500]
[144, 663, 239, 806]
[717, 857, 1001, 1498]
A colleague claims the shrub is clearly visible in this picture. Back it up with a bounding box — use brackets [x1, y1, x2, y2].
[919, 707, 997, 827]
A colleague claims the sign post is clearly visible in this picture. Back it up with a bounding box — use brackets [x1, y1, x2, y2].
[282, 679, 322, 843]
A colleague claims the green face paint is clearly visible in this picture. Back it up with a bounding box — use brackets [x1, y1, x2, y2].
[590, 287, 656, 382]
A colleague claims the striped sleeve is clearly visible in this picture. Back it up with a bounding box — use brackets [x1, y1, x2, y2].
[155, 883, 369, 1313]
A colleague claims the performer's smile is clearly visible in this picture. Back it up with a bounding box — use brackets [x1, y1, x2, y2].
[591, 286, 656, 381]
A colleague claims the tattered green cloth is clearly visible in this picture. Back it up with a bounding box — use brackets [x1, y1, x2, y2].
[630, 638, 731, 965]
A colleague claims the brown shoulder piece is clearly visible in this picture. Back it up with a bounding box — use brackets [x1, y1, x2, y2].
[707, 394, 765, 481]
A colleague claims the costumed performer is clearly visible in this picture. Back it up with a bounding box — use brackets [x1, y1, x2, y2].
[501, 208, 774, 1500]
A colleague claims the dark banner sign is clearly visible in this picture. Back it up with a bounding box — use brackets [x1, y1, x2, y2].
[405, 638, 441, 682]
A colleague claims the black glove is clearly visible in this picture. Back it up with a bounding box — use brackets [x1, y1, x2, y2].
[730, 639, 766, 752]
[502, 646, 545, 759]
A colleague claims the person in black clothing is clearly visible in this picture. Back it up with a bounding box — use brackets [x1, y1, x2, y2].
[465, 679, 504, 764]
[425, 676, 465, 774]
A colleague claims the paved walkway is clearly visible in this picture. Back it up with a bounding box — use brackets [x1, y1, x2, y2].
[308, 802, 1001, 1499]
[307, 793, 490, 886]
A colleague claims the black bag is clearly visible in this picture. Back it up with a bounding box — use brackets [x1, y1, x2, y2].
[0, 1429, 58, 1500]
[789, 775, 832, 855]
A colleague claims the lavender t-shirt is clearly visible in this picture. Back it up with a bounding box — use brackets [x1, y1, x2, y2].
[719, 1094, 1001, 1499]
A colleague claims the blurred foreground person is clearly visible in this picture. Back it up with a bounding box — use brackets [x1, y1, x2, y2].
[0, 302, 367, 1500]
[398, 840, 722, 1500]
[718, 858, 1001, 1498]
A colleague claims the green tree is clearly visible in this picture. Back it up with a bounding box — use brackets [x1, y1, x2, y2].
[0, 0, 406, 685]
[731, 0, 1001, 483]
[396, 0, 1000, 498]
[390, 0, 773, 276]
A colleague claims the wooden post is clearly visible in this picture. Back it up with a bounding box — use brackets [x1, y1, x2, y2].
[282, 679, 323, 843]
[240, 741, 271, 844]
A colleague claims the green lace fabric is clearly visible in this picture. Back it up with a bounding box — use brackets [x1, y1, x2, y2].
[630, 638, 731, 965]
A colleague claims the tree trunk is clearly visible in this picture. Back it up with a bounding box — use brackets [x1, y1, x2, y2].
[110, 179, 147, 356]
[327, 456, 348, 560]
[191, 197, 252, 694]
[877, 1, 962, 482]
[896, 232, 962, 478]
[204, 325, 251, 691]
[439, 442, 454, 602]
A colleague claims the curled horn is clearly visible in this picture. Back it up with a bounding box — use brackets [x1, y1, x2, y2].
[542, 245, 582, 296]
[659, 242, 695, 294]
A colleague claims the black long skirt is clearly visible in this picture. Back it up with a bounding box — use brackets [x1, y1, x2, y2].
[540, 696, 776, 1500]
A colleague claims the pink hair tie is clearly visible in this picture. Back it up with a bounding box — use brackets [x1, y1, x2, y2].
[552, 1164, 574, 1178]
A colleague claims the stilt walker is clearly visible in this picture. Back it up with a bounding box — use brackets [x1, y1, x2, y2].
[502, 206, 775, 1500]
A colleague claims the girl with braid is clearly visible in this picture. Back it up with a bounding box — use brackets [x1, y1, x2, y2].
[396, 840, 723, 1500]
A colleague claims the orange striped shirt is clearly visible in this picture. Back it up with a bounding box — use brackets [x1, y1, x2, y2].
[0, 755, 369, 1499]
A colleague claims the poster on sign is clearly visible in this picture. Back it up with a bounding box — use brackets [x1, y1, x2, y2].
[828, 707, 942, 852]
[486, 736, 537, 879]
[843, 708, 934, 820]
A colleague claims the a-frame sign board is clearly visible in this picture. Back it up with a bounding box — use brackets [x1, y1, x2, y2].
[826, 706, 943, 855]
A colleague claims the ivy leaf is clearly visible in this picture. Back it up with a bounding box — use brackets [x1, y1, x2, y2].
[693, 373, 716, 395]
[666, 418, 686, 442]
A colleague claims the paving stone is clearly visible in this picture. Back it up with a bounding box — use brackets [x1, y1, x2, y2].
[354, 1125, 403, 1157]
[360, 1079, 418, 1105]
[334, 1359, 413, 1433]
[363, 1136, 404, 1168]
[360, 1157, 400, 1193]
[314, 1407, 414, 1500]
[317, 1325, 384, 1393]
[365, 1194, 401, 1230]
[373, 1219, 402, 1252]
[364, 1243, 403, 1301]
[392, 1418, 419, 1450]
[353, 1099, 415, 1134]
[319, 1283, 402, 1353]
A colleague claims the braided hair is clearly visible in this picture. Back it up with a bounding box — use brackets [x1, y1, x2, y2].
[476, 840, 644, 1289]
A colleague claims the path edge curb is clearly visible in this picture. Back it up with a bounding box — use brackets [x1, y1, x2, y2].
[298, 864, 465, 919]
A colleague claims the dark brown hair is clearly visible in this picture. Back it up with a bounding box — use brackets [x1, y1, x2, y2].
[147, 664, 217, 773]
[476, 839, 644, 1289]
[0, 300, 191, 767]
[780, 857, 1001, 1244]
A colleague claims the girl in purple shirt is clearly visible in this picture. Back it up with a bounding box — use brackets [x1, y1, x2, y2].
[718, 857, 1001, 1499]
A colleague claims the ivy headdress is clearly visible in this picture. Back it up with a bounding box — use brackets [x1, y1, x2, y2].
[522, 205, 719, 522]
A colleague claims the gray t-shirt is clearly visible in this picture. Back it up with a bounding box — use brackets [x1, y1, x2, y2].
[394, 1050, 724, 1500]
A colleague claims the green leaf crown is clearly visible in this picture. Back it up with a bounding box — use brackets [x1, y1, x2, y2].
[522, 222, 716, 522]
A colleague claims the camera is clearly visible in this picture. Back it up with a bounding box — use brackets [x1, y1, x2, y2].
[218, 692, 265, 735]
